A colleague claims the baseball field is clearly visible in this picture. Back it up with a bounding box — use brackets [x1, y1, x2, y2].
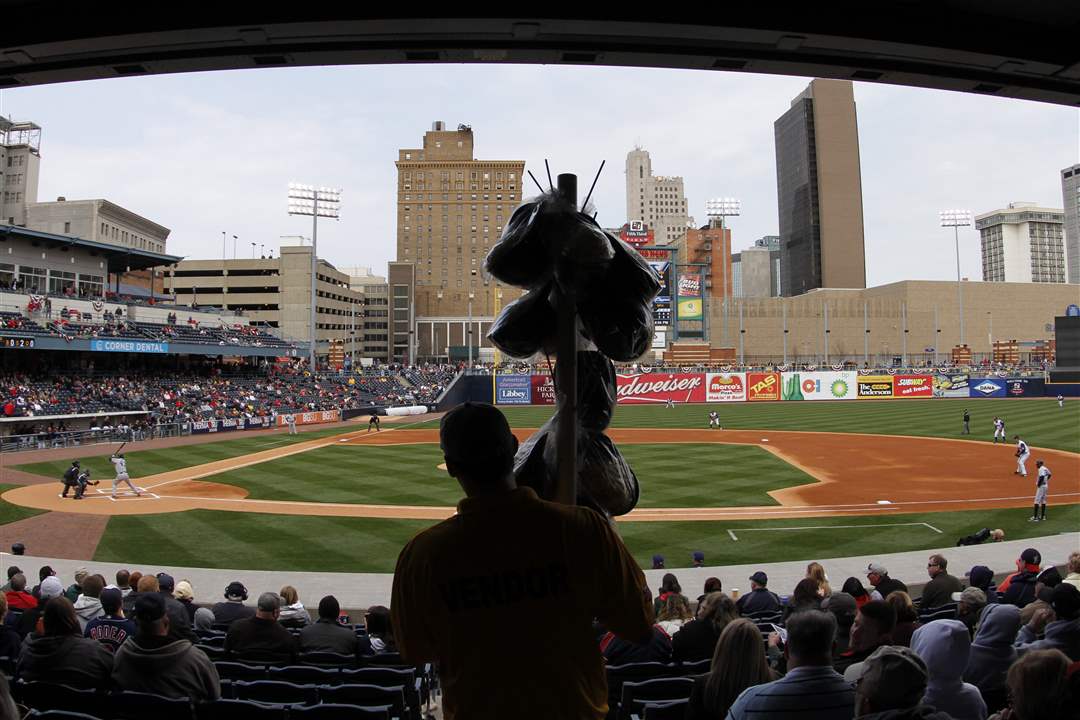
[2, 398, 1077, 573]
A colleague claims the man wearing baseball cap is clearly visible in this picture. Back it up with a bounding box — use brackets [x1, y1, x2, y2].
[1015, 582, 1080, 659]
[736, 571, 781, 615]
[998, 548, 1042, 608]
[112, 593, 220, 701]
[391, 402, 652, 720]
[866, 562, 907, 601]
[854, 645, 954, 719]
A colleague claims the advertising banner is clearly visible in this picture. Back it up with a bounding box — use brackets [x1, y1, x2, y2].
[894, 375, 934, 398]
[706, 373, 746, 402]
[495, 375, 532, 405]
[640, 248, 673, 327]
[276, 410, 341, 427]
[781, 371, 856, 401]
[1005, 377, 1046, 398]
[616, 372, 707, 404]
[190, 420, 216, 434]
[676, 274, 703, 320]
[90, 339, 168, 354]
[858, 375, 894, 398]
[746, 372, 781, 402]
[218, 418, 243, 433]
[969, 378, 1007, 398]
[933, 373, 970, 398]
[244, 417, 271, 429]
[530, 375, 556, 405]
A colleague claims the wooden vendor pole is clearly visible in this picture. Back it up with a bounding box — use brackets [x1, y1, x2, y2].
[553, 173, 579, 506]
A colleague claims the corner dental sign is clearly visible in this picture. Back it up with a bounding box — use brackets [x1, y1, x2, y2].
[90, 340, 169, 354]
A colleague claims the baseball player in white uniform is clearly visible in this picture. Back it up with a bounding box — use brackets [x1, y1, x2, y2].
[1013, 435, 1030, 477]
[110, 453, 141, 498]
[1031, 460, 1050, 522]
[1058, 394, 1065, 408]
[286, 413, 297, 435]
[992, 417, 1006, 443]
[708, 411, 721, 429]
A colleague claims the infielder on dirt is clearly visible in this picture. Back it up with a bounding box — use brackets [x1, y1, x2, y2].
[110, 452, 141, 498]
[1031, 460, 1050, 522]
[1013, 435, 1030, 477]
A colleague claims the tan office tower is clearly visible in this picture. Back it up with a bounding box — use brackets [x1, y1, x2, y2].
[626, 148, 690, 246]
[396, 122, 525, 360]
[774, 79, 866, 296]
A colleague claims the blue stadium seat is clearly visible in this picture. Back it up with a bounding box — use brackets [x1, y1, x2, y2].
[317, 684, 406, 719]
[641, 698, 691, 719]
[109, 691, 194, 720]
[618, 678, 694, 720]
[267, 665, 340, 686]
[195, 699, 287, 720]
[288, 704, 392, 720]
[26, 711, 103, 720]
[231, 680, 318, 706]
[298, 651, 357, 667]
[918, 602, 959, 624]
[214, 661, 268, 682]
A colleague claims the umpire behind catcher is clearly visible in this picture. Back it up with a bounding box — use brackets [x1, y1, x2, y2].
[391, 402, 653, 720]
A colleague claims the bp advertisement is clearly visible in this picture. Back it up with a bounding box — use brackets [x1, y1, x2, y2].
[746, 372, 781, 401]
[933, 373, 970, 398]
[969, 378, 1007, 398]
[858, 375, 894, 398]
[495, 375, 532, 405]
[676, 274, 703, 320]
[781, 371, 856, 401]
[894, 375, 934, 398]
[706, 373, 746, 402]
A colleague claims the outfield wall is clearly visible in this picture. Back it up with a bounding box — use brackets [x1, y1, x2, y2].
[494, 371, 1080, 405]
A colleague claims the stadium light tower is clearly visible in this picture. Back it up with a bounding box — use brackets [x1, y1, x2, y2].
[288, 183, 342, 370]
[939, 209, 972, 347]
[705, 197, 740, 230]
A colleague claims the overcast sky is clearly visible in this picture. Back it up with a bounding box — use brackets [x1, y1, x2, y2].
[2, 64, 1076, 285]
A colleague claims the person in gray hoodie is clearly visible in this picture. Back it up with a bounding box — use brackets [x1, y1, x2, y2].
[854, 645, 956, 720]
[910, 620, 987, 720]
[112, 592, 220, 702]
[963, 603, 1020, 715]
[17, 597, 112, 689]
[72, 574, 106, 631]
[1014, 582, 1080, 660]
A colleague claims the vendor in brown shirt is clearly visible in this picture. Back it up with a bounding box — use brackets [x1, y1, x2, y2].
[391, 402, 653, 720]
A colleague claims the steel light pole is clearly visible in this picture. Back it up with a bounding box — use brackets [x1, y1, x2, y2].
[706, 197, 740, 304]
[939, 209, 972, 347]
[288, 183, 342, 370]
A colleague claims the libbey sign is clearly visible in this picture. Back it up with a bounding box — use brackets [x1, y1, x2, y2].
[616, 373, 706, 404]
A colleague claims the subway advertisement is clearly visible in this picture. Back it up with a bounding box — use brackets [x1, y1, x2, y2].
[780, 371, 856, 401]
[894, 375, 934, 398]
[746, 372, 781, 401]
[933, 373, 970, 398]
[706, 373, 746, 402]
[858, 375, 894, 398]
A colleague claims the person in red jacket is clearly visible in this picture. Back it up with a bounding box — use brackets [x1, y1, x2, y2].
[5, 573, 38, 610]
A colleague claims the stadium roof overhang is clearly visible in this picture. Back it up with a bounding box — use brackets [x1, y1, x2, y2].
[0, 225, 184, 274]
[0, 5, 1078, 106]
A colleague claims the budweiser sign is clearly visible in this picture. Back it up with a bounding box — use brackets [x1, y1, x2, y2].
[616, 373, 706, 404]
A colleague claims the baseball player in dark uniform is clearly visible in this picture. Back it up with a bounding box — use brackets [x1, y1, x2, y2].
[61, 461, 80, 498]
[962, 409, 970, 435]
[72, 468, 97, 499]
[368, 412, 381, 433]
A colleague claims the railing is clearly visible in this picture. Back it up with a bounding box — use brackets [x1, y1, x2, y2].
[0, 422, 189, 454]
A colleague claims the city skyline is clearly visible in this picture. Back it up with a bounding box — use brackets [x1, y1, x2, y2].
[1, 63, 1076, 288]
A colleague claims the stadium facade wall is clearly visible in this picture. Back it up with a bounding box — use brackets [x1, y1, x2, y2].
[0, 333, 291, 357]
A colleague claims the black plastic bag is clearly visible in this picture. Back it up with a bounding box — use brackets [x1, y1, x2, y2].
[487, 282, 557, 358]
[575, 351, 617, 433]
[587, 235, 661, 305]
[484, 201, 551, 288]
[580, 298, 655, 362]
[513, 414, 559, 500]
[548, 210, 615, 296]
[577, 433, 640, 518]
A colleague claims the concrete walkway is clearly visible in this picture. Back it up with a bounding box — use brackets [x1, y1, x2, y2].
[3, 533, 1074, 616]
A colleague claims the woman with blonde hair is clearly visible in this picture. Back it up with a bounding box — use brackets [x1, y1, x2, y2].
[672, 592, 738, 663]
[278, 585, 311, 627]
[806, 562, 832, 597]
[685, 618, 776, 719]
[656, 593, 693, 636]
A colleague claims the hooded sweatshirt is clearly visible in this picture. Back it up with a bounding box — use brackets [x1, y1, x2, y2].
[112, 634, 220, 702]
[73, 594, 104, 631]
[17, 633, 113, 688]
[910, 620, 987, 720]
[278, 601, 311, 626]
[1014, 616, 1080, 660]
[964, 603, 1020, 694]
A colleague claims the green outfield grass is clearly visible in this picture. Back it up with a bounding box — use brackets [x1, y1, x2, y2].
[0, 484, 45, 525]
[181, 443, 814, 507]
[92, 503, 1080, 573]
